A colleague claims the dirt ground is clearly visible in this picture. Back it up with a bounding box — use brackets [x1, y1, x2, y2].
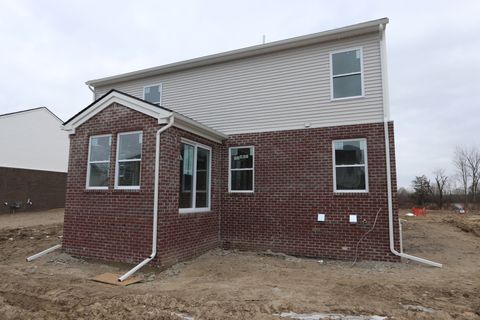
[0, 209, 479, 319]
[0, 208, 63, 229]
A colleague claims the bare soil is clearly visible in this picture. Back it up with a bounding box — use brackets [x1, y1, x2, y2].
[0, 209, 479, 319]
[0, 208, 63, 229]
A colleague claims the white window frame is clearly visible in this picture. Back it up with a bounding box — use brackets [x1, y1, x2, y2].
[142, 83, 162, 105]
[86, 134, 112, 190]
[228, 146, 255, 193]
[179, 138, 212, 214]
[332, 138, 369, 193]
[330, 47, 364, 101]
[115, 131, 143, 190]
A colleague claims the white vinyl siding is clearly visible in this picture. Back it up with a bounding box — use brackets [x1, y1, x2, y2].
[95, 33, 383, 135]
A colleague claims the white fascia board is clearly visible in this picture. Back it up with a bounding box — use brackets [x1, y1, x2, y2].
[62, 91, 172, 134]
[173, 113, 229, 143]
[86, 18, 388, 87]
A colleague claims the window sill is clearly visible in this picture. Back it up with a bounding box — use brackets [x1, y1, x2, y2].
[228, 190, 255, 194]
[179, 208, 211, 215]
[85, 188, 109, 193]
[113, 188, 141, 193]
[84, 188, 142, 194]
[334, 191, 369, 196]
[227, 192, 256, 197]
[331, 95, 365, 102]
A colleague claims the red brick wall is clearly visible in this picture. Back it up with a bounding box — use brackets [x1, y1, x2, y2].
[221, 122, 400, 262]
[0, 167, 66, 214]
[63, 102, 400, 265]
[156, 127, 222, 266]
[63, 103, 221, 265]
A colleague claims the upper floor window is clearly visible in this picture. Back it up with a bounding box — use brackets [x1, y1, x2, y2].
[115, 131, 143, 189]
[330, 48, 363, 100]
[179, 140, 211, 213]
[229, 146, 254, 192]
[333, 139, 368, 192]
[86, 134, 111, 189]
[143, 84, 162, 104]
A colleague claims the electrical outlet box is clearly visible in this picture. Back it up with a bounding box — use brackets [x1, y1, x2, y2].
[349, 214, 357, 224]
[317, 213, 325, 222]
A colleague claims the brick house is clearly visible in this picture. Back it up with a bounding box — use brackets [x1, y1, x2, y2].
[61, 18, 427, 280]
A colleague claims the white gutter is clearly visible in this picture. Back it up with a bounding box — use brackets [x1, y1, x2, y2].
[118, 115, 175, 282]
[379, 24, 442, 268]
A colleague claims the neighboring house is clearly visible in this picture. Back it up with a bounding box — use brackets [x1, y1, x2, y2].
[62, 18, 402, 269]
[0, 107, 69, 213]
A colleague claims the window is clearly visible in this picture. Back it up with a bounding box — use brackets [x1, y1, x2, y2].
[86, 134, 111, 189]
[331, 48, 363, 99]
[229, 146, 254, 192]
[179, 140, 211, 213]
[333, 139, 368, 192]
[143, 84, 162, 104]
[115, 131, 143, 189]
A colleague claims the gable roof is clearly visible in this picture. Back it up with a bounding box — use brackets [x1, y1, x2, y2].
[86, 18, 388, 87]
[0, 107, 63, 123]
[62, 89, 228, 143]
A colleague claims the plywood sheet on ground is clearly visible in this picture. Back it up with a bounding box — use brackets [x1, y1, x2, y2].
[91, 273, 142, 286]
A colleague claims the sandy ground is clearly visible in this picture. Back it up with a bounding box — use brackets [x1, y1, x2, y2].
[0, 210, 479, 319]
[0, 208, 64, 229]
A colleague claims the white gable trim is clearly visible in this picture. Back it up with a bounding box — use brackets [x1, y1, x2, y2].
[62, 91, 172, 134]
[62, 90, 228, 143]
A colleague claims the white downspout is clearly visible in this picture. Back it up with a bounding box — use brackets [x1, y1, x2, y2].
[26, 244, 62, 261]
[87, 84, 95, 101]
[118, 115, 175, 281]
[379, 23, 442, 268]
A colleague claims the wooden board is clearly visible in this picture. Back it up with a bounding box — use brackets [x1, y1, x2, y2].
[91, 273, 142, 286]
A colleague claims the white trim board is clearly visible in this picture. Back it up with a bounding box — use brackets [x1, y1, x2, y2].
[63, 90, 228, 143]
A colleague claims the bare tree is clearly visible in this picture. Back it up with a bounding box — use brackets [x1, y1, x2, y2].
[454, 147, 469, 206]
[464, 148, 480, 204]
[433, 169, 448, 208]
[411, 175, 432, 206]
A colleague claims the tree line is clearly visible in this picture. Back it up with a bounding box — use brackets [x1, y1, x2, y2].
[398, 146, 480, 209]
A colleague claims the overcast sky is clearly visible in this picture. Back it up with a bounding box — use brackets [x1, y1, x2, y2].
[1, 0, 479, 188]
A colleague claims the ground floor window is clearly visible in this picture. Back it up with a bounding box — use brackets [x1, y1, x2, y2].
[115, 131, 142, 189]
[179, 140, 211, 213]
[86, 134, 111, 189]
[333, 138, 368, 192]
[229, 146, 254, 192]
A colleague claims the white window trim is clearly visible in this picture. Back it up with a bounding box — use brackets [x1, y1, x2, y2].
[142, 83, 163, 105]
[86, 134, 111, 190]
[228, 146, 255, 193]
[115, 131, 143, 190]
[332, 138, 369, 193]
[179, 138, 212, 214]
[330, 47, 365, 101]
